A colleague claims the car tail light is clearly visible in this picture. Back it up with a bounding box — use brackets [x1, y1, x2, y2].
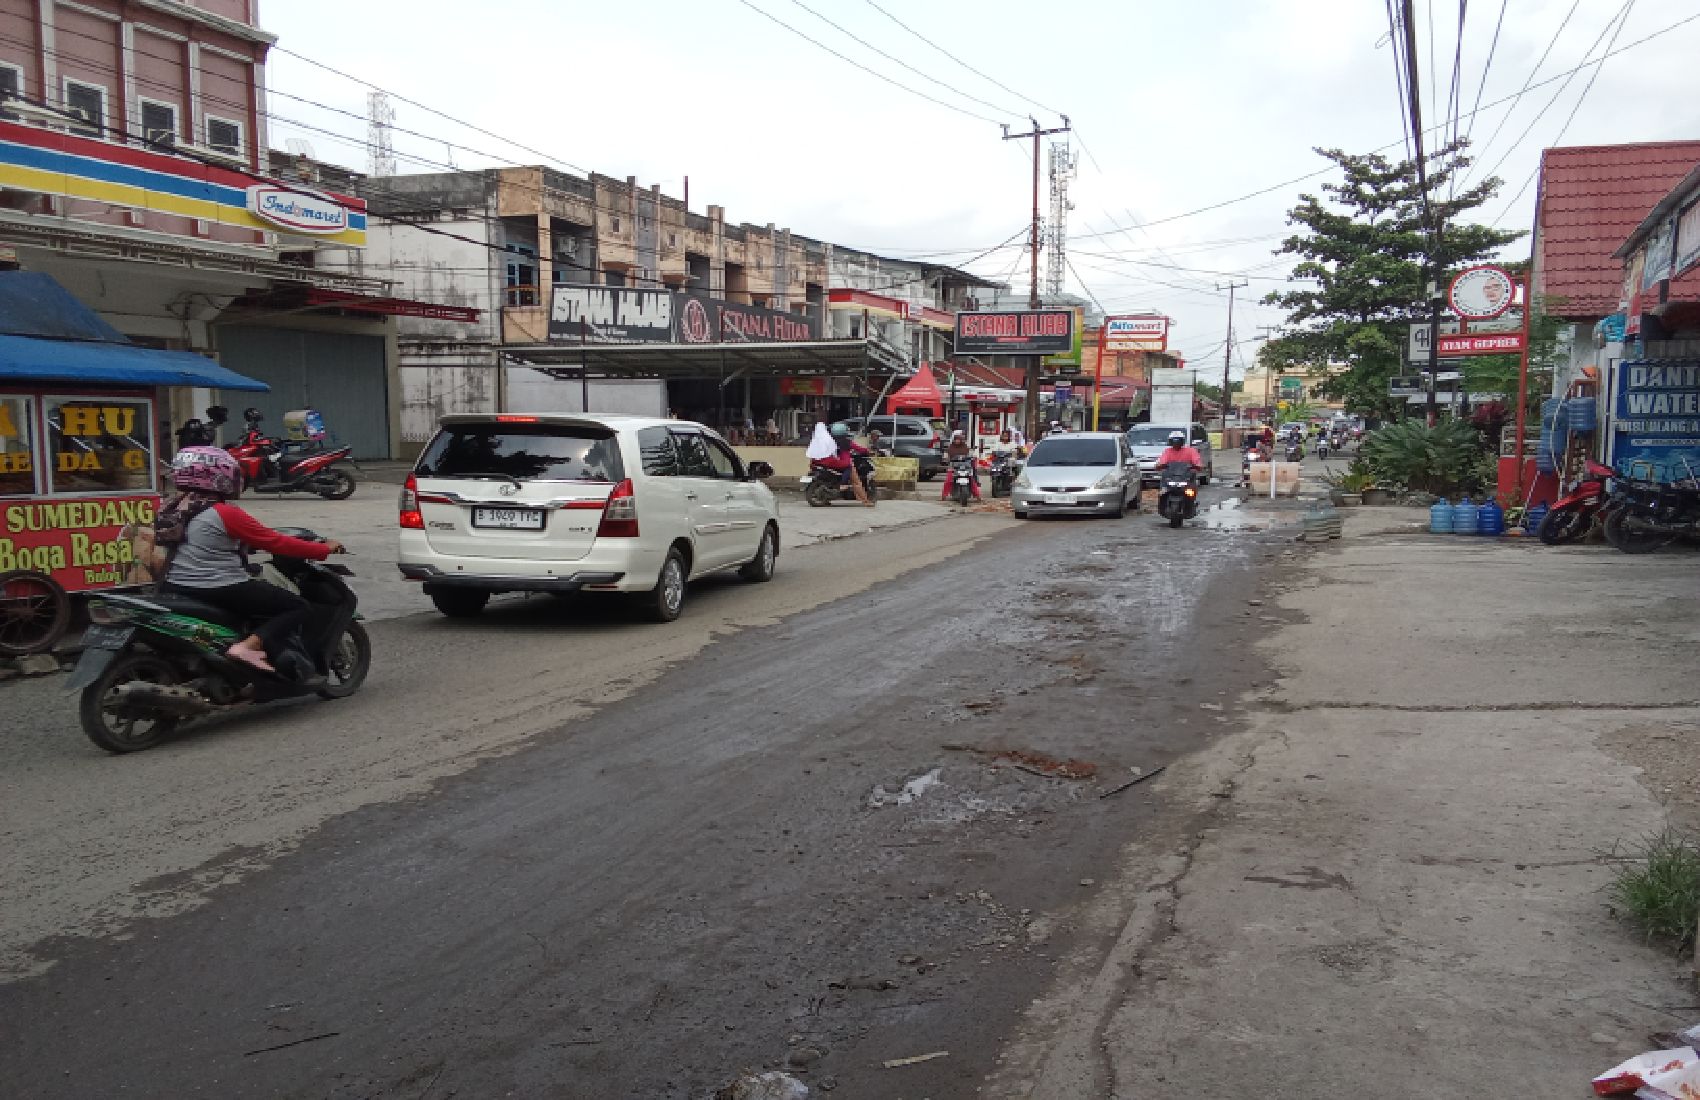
[495, 414, 539, 423]
[399, 474, 424, 529]
[596, 478, 639, 538]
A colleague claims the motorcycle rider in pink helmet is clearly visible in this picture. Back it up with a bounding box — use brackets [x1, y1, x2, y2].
[164, 447, 344, 674]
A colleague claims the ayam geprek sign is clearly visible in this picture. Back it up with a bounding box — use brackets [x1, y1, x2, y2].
[0, 495, 160, 592]
[953, 310, 1076, 355]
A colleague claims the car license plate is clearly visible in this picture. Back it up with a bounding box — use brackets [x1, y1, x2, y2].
[82, 624, 133, 650]
[1044, 493, 1072, 504]
[472, 507, 545, 530]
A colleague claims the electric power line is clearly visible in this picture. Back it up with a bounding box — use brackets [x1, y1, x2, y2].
[1462, 0, 1581, 182]
[733, 0, 1003, 125]
[859, 0, 1061, 118]
[1492, 0, 1638, 224]
[1476, 0, 1635, 186]
[1049, 0, 1700, 250]
[784, 0, 1024, 119]
[1460, 0, 1509, 152]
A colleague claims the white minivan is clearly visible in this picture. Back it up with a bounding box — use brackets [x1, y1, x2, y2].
[398, 414, 780, 622]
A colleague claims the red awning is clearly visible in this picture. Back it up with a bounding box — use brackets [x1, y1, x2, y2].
[886, 362, 945, 414]
[303, 288, 480, 323]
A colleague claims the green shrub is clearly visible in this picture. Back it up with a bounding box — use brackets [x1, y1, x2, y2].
[1360, 419, 1491, 496]
[1609, 830, 1700, 951]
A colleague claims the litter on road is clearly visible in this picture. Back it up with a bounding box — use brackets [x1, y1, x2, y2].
[1099, 764, 1169, 799]
[882, 1050, 949, 1069]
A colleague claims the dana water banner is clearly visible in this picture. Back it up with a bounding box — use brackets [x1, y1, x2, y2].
[1611, 359, 1700, 483]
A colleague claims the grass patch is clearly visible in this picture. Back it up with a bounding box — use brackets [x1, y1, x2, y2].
[1609, 830, 1700, 951]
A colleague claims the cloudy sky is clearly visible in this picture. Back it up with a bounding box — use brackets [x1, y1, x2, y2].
[263, 0, 1700, 372]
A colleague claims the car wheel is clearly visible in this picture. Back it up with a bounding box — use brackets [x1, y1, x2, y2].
[430, 588, 489, 618]
[739, 525, 778, 582]
[1013, 509, 1028, 519]
[641, 549, 688, 622]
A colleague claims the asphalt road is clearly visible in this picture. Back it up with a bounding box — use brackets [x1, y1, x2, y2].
[0, 485, 1275, 1098]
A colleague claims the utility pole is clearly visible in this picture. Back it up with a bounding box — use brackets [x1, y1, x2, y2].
[1397, 0, 1445, 426]
[1216, 280, 1248, 435]
[1257, 324, 1282, 423]
[1004, 116, 1070, 440]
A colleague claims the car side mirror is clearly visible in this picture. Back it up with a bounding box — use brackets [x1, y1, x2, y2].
[747, 460, 774, 479]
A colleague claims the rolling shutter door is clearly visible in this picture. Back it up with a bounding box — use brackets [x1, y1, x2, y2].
[215, 326, 390, 459]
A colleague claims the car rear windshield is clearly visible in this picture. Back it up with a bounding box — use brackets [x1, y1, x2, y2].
[1126, 425, 1185, 445]
[416, 423, 625, 483]
[1027, 438, 1117, 466]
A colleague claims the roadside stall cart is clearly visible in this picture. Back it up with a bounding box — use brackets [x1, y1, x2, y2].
[0, 272, 267, 657]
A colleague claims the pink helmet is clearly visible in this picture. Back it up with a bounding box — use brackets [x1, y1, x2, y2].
[171, 446, 242, 497]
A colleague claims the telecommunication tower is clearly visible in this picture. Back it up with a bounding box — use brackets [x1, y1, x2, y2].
[1045, 141, 1077, 300]
[367, 91, 397, 178]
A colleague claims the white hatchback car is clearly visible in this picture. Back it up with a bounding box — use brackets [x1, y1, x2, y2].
[398, 414, 779, 622]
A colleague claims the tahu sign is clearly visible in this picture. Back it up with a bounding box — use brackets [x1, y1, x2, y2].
[1447, 265, 1515, 320]
[953, 310, 1075, 355]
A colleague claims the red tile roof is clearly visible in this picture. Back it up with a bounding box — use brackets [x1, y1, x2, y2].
[1536, 141, 1700, 319]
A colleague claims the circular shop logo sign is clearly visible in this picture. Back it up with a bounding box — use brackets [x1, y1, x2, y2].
[1448, 265, 1514, 319]
[680, 298, 713, 343]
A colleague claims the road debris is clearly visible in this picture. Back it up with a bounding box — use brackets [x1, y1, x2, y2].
[714, 1071, 811, 1100]
[242, 1031, 340, 1057]
[1592, 1047, 1699, 1094]
[1099, 764, 1168, 799]
[868, 768, 942, 807]
[939, 744, 1097, 779]
[882, 1050, 949, 1069]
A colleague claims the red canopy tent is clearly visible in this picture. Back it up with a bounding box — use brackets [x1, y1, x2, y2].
[885, 363, 945, 416]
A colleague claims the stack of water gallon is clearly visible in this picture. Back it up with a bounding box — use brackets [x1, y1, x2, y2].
[1429, 495, 1505, 536]
[1301, 502, 1344, 542]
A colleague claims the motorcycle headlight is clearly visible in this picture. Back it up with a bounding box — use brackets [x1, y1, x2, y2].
[1094, 472, 1122, 489]
[1014, 472, 1031, 489]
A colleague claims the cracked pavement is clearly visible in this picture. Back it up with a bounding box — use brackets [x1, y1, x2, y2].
[986, 526, 1700, 1099]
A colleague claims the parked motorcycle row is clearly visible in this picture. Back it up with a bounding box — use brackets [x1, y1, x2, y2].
[1537, 458, 1700, 553]
[174, 407, 358, 500]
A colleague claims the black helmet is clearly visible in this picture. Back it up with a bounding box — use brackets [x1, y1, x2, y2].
[1168, 430, 1186, 446]
[242, 407, 264, 424]
[204, 405, 229, 424]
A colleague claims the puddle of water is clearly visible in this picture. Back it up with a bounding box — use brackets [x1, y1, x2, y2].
[869, 767, 943, 807]
[1199, 495, 1282, 531]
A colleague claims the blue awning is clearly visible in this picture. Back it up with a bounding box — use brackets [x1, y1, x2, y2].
[0, 333, 269, 392]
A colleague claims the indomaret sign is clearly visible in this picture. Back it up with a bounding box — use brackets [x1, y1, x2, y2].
[954, 309, 1075, 355]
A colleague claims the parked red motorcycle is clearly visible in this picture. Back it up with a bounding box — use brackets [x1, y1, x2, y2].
[227, 409, 357, 500]
[1537, 459, 1617, 545]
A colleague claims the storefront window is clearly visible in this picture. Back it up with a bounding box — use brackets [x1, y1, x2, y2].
[0, 395, 37, 496]
[44, 396, 155, 495]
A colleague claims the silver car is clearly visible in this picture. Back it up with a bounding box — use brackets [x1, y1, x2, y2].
[1126, 422, 1216, 486]
[1011, 432, 1138, 519]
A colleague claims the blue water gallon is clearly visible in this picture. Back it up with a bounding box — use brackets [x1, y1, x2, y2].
[1566, 395, 1597, 432]
[1524, 502, 1549, 534]
[1430, 499, 1455, 534]
[1452, 496, 1480, 535]
[1477, 499, 1505, 536]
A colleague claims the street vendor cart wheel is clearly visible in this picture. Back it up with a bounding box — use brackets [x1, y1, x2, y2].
[0, 569, 71, 658]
